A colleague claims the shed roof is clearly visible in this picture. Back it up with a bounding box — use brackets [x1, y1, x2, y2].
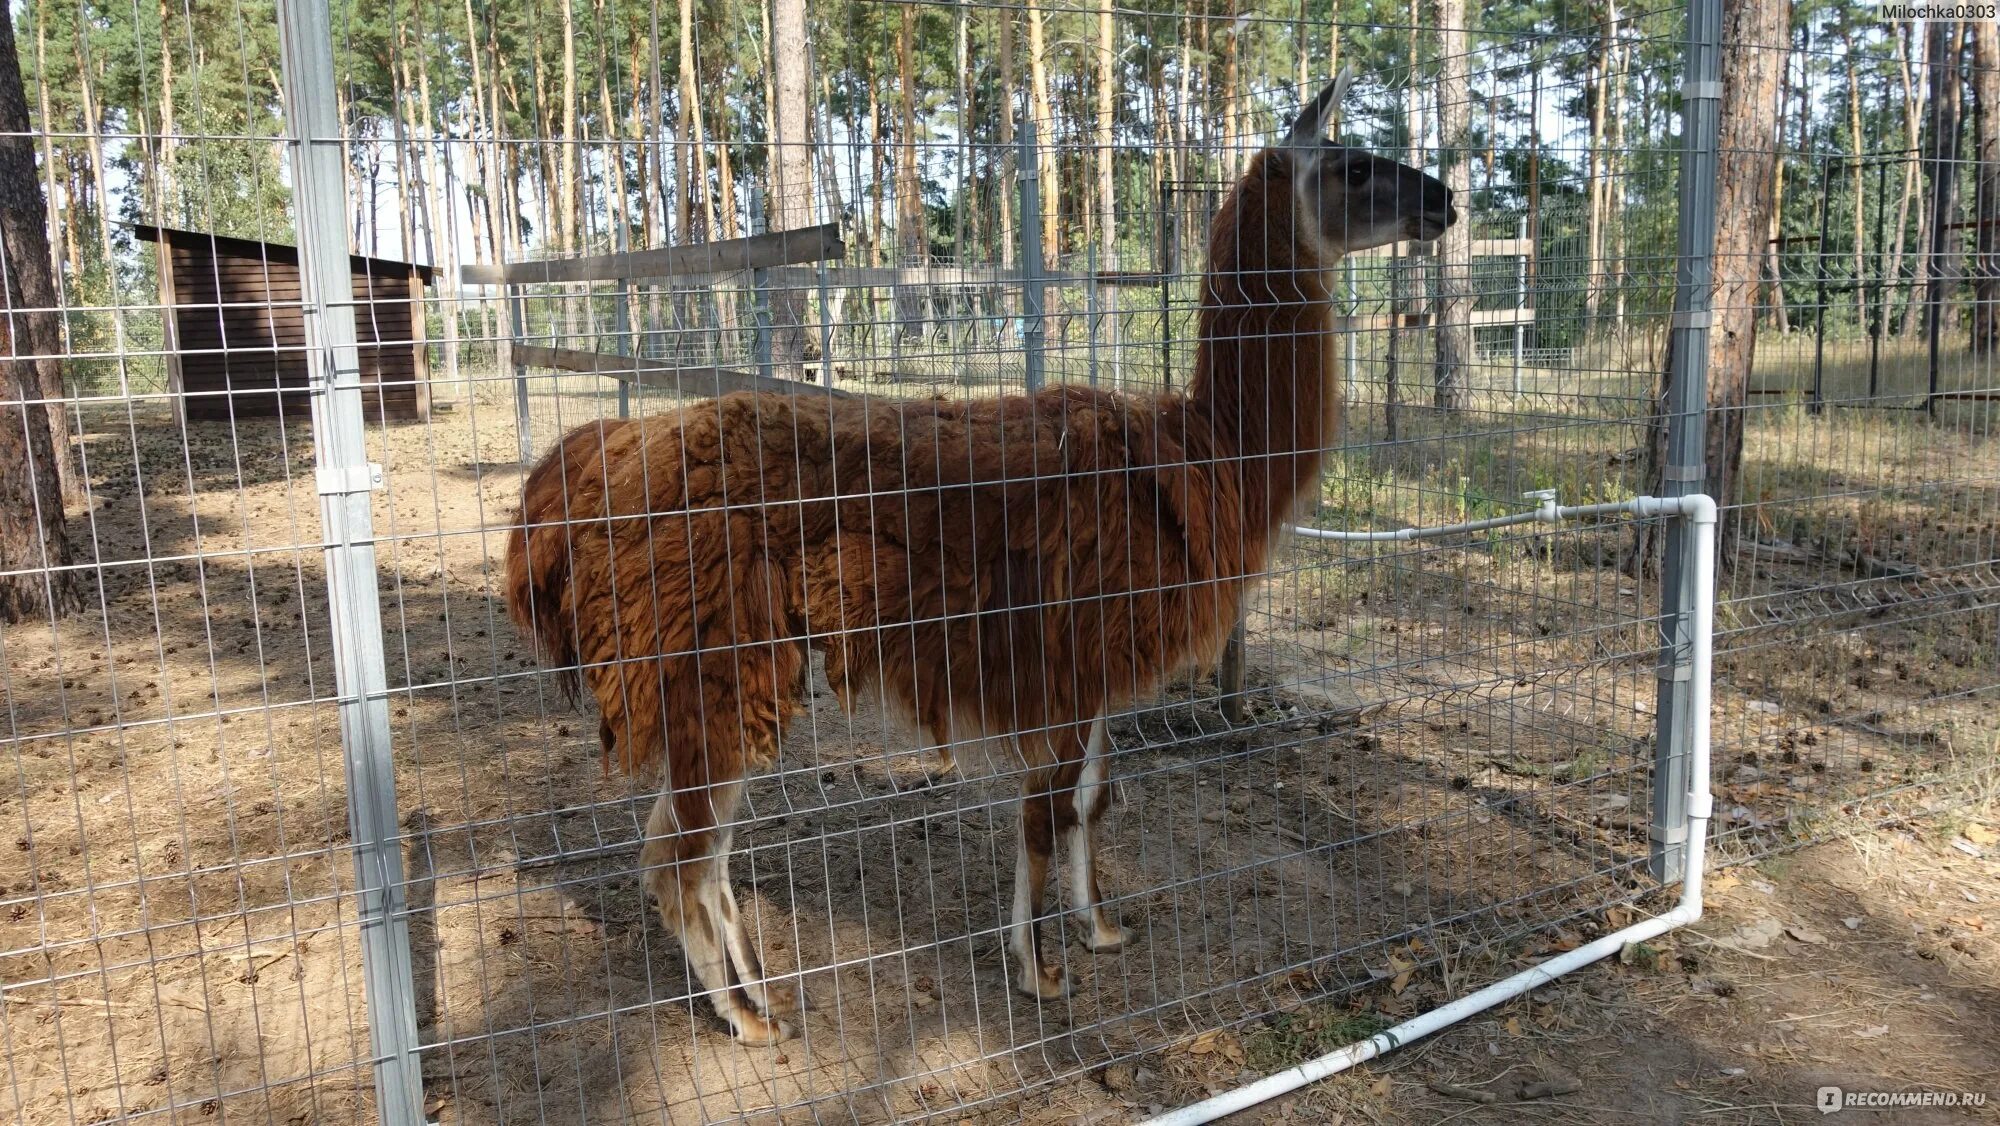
[132, 224, 437, 285]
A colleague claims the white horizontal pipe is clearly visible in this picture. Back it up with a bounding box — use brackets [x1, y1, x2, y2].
[1287, 492, 1701, 542]
[1148, 495, 1716, 1126]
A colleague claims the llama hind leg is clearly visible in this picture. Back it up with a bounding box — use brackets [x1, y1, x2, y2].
[1065, 717, 1131, 953]
[641, 786, 794, 1044]
[1009, 763, 1077, 1001]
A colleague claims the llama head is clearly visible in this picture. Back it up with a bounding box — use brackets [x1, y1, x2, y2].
[1283, 68, 1458, 258]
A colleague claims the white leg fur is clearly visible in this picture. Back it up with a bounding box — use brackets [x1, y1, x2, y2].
[1067, 717, 1131, 951]
[641, 786, 793, 1043]
[1009, 826, 1039, 995]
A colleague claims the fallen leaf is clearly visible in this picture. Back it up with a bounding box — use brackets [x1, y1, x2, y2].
[1504, 1015, 1523, 1037]
[1708, 871, 1742, 894]
[1948, 915, 1986, 931]
[1785, 925, 1829, 945]
[1386, 953, 1415, 996]
[1853, 1025, 1890, 1039]
[1726, 917, 1786, 950]
[1963, 823, 1997, 845]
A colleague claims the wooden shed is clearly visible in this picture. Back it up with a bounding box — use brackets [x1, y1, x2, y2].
[135, 224, 434, 422]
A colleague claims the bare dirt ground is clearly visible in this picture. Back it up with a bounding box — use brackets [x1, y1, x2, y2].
[1149, 809, 2000, 1126]
[3, 369, 1996, 1125]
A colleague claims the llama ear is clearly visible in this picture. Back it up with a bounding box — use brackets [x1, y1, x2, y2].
[1286, 65, 1354, 148]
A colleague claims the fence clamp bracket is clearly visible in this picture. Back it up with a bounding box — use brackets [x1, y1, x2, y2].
[316, 463, 385, 496]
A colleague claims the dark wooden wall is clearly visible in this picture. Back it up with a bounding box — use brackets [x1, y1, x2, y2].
[139, 227, 430, 422]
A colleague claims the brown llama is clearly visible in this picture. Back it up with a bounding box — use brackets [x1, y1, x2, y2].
[505, 73, 1456, 1044]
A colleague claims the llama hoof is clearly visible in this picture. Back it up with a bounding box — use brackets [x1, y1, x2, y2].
[729, 1013, 796, 1045]
[757, 979, 805, 1018]
[1085, 923, 1134, 953]
[1014, 963, 1072, 1001]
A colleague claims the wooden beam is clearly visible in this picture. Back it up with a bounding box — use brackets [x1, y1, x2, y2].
[461, 223, 844, 286]
[1333, 307, 1534, 331]
[514, 344, 855, 400]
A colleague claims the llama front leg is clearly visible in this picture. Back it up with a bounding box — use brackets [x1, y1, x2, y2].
[641, 788, 795, 1044]
[1010, 770, 1071, 1000]
[709, 828, 803, 1019]
[1066, 717, 1131, 952]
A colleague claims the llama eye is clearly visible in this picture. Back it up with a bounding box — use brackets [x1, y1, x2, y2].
[1345, 162, 1371, 186]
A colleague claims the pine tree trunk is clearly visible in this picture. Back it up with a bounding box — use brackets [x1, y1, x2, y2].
[770, 0, 812, 376]
[1848, 29, 1868, 330]
[1432, 0, 1472, 413]
[1894, 23, 1928, 336]
[715, 88, 738, 241]
[1699, 0, 1790, 523]
[679, 0, 712, 244]
[896, 4, 924, 334]
[32, 2, 63, 283]
[154, 0, 176, 223]
[409, 0, 457, 386]
[1968, 21, 2000, 353]
[0, 7, 80, 621]
[76, 33, 114, 269]
[1027, 0, 1056, 264]
[1764, 32, 1792, 333]
[998, 3, 1015, 269]
[954, 0, 970, 266]
[1923, 20, 1966, 361]
[1097, 0, 1116, 271]
[1583, 4, 1611, 332]
[558, 0, 578, 255]
[1221, 0, 1240, 176]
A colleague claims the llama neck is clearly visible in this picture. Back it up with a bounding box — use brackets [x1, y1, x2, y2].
[1186, 152, 1337, 544]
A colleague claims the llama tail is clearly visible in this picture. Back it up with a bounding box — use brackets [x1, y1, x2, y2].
[504, 418, 632, 707]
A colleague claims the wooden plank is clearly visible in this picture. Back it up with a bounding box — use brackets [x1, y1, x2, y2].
[462, 224, 844, 286]
[1333, 307, 1534, 331]
[1344, 237, 1533, 260]
[514, 344, 856, 401]
[762, 263, 1014, 288]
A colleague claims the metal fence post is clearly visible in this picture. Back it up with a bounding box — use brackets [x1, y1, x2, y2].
[1086, 251, 1100, 387]
[1019, 118, 1047, 393]
[1651, 0, 1723, 886]
[750, 186, 774, 380]
[274, 0, 426, 1120]
[1811, 156, 1832, 415]
[614, 200, 633, 420]
[1513, 215, 1528, 394]
[510, 285, 532, 462]
[1158, 179, 1174, 390]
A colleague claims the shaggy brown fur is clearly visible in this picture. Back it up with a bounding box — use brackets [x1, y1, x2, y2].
[506, 117, 1450, 1040]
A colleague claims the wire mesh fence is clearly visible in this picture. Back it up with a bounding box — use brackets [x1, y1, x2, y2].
[0, 1, 1994, 1124]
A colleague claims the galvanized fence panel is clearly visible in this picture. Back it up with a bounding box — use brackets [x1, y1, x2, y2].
[0, 1, 1992, 1124]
